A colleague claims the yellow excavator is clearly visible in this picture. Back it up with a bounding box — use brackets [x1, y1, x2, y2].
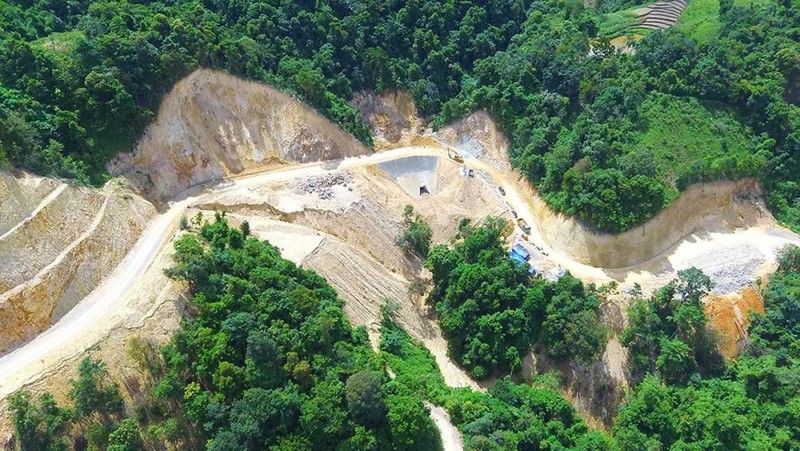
[447, 148, 464, 163]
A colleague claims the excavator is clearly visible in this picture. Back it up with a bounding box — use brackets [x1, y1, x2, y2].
[447, 147, 464, 163]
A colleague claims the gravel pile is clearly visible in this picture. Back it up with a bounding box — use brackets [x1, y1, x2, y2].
[682, 244, 765, 294]
[295, 172, 353, 199]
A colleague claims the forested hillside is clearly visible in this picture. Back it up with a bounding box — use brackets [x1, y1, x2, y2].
[11, 218, 800, 449]
[1, 0, 798, 232]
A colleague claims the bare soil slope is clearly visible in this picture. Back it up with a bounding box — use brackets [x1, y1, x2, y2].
[352, 90, 425, 149]
[438, 111, 777, 270]
[109, 69, 371, 204]
[0, 172, 155, 354]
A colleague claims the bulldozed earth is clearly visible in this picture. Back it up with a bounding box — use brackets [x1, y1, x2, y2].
[2, 70, 799, 435]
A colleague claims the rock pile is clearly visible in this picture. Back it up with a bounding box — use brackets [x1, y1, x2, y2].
[296, 172, 354, 199]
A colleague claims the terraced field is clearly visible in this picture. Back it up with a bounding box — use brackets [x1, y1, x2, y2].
[633, 0, 688, 30]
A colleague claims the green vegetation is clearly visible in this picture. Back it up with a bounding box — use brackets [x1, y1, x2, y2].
[613, 247, 800, 449]
[597, 8, 644, 37]
[1, 0, 798, 233]
[426, 219, 607, 378]
[396, 205, 433, 258]
[674, 0, 722, 42]
[628, 94, 759, 192]
[621, 268, 725, 384]
[10, 221, 800, 449]
[380, 316, 610, 449]
[9, 356, 137, 451]
[12, 217, 442, 449]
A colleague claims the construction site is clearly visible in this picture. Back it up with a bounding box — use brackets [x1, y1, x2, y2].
[1, 69, 799, 442]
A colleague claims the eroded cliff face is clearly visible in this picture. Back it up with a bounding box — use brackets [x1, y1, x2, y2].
[109, 69, 371, 204]
[0, 171, 155, 354]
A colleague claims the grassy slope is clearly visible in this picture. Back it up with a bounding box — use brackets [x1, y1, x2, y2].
[30, 31, 83, 62]
[599, 0, 767, 42]
[598, 8, 644, 37]
[675, 0, 773, 42]
[624, 93, 751, 194]
[674, 0, 721, 42]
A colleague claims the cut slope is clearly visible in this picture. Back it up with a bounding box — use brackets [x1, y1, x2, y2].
[0, 173, 155, 354]
[438, 111, 775, 270]
[378, 156, 439, 197]
[0, 172, 61, 235]
[352, 91, 425, 149]
[109, 69, 371, 204]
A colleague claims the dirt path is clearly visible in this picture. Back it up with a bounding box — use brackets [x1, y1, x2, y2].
[425, 402, 464, 451]
[0, 147, 450, 399]
[2, 144, 800, 402]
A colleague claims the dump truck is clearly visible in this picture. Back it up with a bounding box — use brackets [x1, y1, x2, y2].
[517, 218, 531, 234]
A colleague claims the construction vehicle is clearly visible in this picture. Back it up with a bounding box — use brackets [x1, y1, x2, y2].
[447, 148, 464, 163]
[517, 218, 531, 234]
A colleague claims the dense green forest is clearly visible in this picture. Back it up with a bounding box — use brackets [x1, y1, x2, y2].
[1, 0, 798, 232]
[9, 217, 800, 449]
[11, 216, 444, 450]
[426, 218, 607, 378]
[7, 216, 609, 449]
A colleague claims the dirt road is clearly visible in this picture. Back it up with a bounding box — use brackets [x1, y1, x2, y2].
[2, 144, 799, 400]
[0, 146, 443, 399]
[425, 402, 464, 451]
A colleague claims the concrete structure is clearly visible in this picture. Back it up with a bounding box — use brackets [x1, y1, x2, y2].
[378, 156, 438, 198]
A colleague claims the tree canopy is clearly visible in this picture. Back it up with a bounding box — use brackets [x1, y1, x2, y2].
[1, 0, 798, 232]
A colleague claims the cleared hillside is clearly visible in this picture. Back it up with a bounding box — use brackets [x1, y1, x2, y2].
[108, 69, 370, 204]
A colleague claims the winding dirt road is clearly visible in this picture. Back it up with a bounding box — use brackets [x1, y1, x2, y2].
[0, 147, 439, 398]
[2, 144, 800, 401]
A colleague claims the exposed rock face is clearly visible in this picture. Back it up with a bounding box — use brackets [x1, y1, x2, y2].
[352, 90, 425, 149]
[0, 171, 155, 354]
[109, 69, 371, 204]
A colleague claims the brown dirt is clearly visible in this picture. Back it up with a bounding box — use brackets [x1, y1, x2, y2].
[352, 90, 425, 150]
[0, 171, 61, 234]
[705, 287, 765, 359]
[0, 173, 155, 354]
[5, 76, 800, 438]
[108, 69, 371, 204]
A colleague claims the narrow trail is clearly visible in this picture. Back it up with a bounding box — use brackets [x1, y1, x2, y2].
[2, 144, 800, 400]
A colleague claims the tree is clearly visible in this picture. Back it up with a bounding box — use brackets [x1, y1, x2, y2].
[8, 391, 71, 451]
[70, 358, 123, 419]
[396, 205, 433, 257]
[676, 267, 714, 303]
[621, 269, 723, 383]
[541, 274, 608, 364]
[345, 371, 386, 427]
[107, 419, 143, 451]
[386, 395, 440, 451]
[656, 338, 696, 384]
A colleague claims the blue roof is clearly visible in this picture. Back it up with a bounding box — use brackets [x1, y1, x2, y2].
[509, 252, 536, 275]
[509, 252, 527, 265]
[512, 244, 530, 259]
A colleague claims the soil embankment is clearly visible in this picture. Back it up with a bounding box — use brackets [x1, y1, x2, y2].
[436, 111, 776, 270]
[0, 172, 155, 354]
[109, 69, 371, 204]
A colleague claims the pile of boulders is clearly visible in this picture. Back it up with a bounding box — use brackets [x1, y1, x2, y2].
[296, 172, 354, 199]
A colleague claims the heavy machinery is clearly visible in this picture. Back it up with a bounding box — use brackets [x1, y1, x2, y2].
[447, 148, 464, 163]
